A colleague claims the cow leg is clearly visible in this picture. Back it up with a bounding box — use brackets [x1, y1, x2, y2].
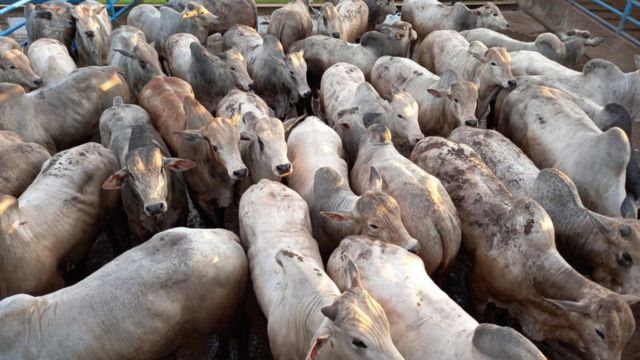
[469, 269, 490, 321]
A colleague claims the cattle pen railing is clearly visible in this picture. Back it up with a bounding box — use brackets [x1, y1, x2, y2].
[0, 0, 138, 44]
[568, 0, 640, 46]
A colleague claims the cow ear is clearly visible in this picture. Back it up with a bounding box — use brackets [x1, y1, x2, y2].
[468, 41, 486, 62]
[283, 115, 306, 139]
[97, 5, 106, 14]
[620, 294, 640, 305]
[164, 158, 196, 172]
[362, 112, 382, 126]
[337, 121, 350, 129]
[240, 131, 254, 141]
[305, 335, 329, 360]
[369, 167, 383, 191]
[176, 129, 204, 142]
[320, 211, 354, 222]
[345, 255, 363, 289]
[542, 297, 591, 315]
[0, 194, 19, 212]
[427, 88, 450, 99]
[102, 169, 129, 190]
[113, 48, 137, 60]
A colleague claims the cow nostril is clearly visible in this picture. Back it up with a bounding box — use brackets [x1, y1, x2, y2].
[233, 168, 248, 179]
[145, 202, 166, 215]
[408, 242, 420, 254]
[85, 30, 95, 38]
[508, 80, 517, 87]
[276, 163, 292, 175]
[332, 32, 341, 38]
[32, 79, 42, 87]
[465, 119, 478, 127]
[248, 83, 255, 91]
[505, 23, 510, 28]
[302, 91, 312, 99]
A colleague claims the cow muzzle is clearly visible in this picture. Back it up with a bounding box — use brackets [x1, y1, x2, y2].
[276, 163, 292, 176]
[465, 119, 478, 127]
[85, 30, 95, 38]
[231, 168, 249, 180]
[145, 202, 167, 216]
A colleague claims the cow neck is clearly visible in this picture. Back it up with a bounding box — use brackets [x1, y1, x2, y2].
[532, 250, 593, 301]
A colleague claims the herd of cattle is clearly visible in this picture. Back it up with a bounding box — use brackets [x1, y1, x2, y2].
[0, 0, 639, 358]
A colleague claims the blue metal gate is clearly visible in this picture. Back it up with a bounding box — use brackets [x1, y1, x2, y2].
[568, 0, 640, 46]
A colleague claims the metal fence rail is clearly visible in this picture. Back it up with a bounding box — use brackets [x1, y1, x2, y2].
[0, 0, 137, 43]
[568, 0, 640, 46]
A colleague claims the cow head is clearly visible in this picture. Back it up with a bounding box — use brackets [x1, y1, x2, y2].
[180, 2, 220, 30]
[468, 42, 516, 89]
[25, 1, 75, 45]
[281, 50, 311, 103]
[543, 294, 639, 360]
[303, 255, 403, 360]
[0, 46, 41, 90]
[112, 43, 163, 94]
[427, 70, 479, 129]
[241, 112, 292, 180]
[102, 145, 196, 216]
[361, 124, 393, 148]
[178, 96, 248, 180]
[474, 3, 509, 31]
[312, 3, 342, 39]
[559, 29, 604, 47]
[388, 85, 424, 146]
[70, 3, 107, 40]
[319, 166, 420, 253]
[219, 48, 254, 91]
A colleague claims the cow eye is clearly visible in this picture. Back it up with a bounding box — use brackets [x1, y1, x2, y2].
[368, 223, 379, 231]
[397, 114, 404, 119]
[493, 13, 498, 16]
[618, 252, 633, 267]
[352, 339, 367, 349]
[9, 64, 16, 70]
[139, 60, 146, 68]
[289, 70, 295, 76]
[490, 62, 497, 66]
[230, 67, 237, 71]
[211, 144, 219, 152]
[595, 329, 605, 340]
[453, 98, 460, 104]
[258, 137, 264, 151]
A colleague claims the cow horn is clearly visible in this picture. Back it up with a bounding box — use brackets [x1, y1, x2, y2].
[321, 304, 339, 321]
[345, 255, 363, 289]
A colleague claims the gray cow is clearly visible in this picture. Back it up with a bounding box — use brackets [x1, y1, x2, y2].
[286, 116, 418, 259]
[216, 90, 292, 190]
[139, 77, 248, 226]
[363, 0, 397, 29]
[416, 29, 516, 120]
[0, 228, 248, 360]
[72, 0, 112, 66]
[291, 21, 417, 85]
[24, 0, 75, 50]
[352, 125, 461, 274]
[450, 126, 640, 297]
[167, 0, 258, 33]
[371, 56, 479, 137]
[268, 0, 313, 52]
[100, 97, 196, 243]
[108, 25, 164, 96]
[412, 137, 639, 360]
[166, 33, 253, 113]
[127, 3, 219, 57]
[402, 0, 508, 41]
[0, 143, 118, 298]
[27, 38, 77, 86]
[462, 28, 603, 68]
[495, 83, 632, 218]
[0, 37, 41, 89]
[321, 62, 423, 161]
[223, 25, 311, 118]
[0, 131, 50, 197]
[0, 66, 130, 153]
